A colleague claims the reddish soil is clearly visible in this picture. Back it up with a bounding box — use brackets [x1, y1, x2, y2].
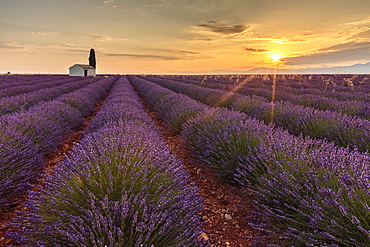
[141, 101, 265, 247]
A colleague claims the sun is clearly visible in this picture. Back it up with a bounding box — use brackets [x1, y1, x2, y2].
[271, 53, 284, 62]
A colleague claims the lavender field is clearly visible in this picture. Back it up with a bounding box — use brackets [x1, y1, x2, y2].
[0, 73, 369, 246]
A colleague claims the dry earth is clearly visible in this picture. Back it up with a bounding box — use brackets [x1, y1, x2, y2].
[141, 99, 265, 247]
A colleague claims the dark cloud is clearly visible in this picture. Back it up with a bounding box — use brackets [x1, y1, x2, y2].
[177, 50, 200, 55]
[301, 32, 314, 36]
[197, 21, 250, 35]
[187, 37, 215, 42]
[285, 41, 370, 65]
[245, 47, 269, 53]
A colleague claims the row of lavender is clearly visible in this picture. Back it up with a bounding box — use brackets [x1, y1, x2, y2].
[0, 74, 65, 89]
[140, 75, 370, 153]
[165, 74, 370, 95]
[10, 76, 205, 246]
[0, 76, 101, 115]
[0, 76, 117, 212]
[233, 85, 370, 119]
[149, 75, 370, 118]
[128, 75, 370, 246]
[0, 75, 79, 97]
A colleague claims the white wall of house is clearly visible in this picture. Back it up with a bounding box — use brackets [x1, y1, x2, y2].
[69, 64, 96, 76]
[86, 68, 95, 76]
[69, 65, 84, 76]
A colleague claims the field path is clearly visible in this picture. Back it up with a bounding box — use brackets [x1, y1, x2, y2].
[137, 93, 265, 246]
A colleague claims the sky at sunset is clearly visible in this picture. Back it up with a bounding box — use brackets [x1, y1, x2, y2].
[2, 0, 370, 74]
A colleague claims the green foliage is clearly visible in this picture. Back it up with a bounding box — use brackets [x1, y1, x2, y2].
[182, 108, 270, 184]
[19, 121, 203, 246]
[255, 161, 370, 246]
[89, 48, 96, 68]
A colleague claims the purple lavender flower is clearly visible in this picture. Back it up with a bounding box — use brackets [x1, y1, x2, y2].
[9, 76, 205, 246]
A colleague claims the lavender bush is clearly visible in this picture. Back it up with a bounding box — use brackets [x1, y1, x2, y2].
[0, 101, 83, 210]
[0, 130, 45, 209]
[0, 75, 77, 97]
[127, 75, 173, 109]
[139, 75, 370, 152]
[0, 113, 64, 153]
[0, 76, 117, 212]
[55, 76, 117, 117]
[248, 140, 370, 246]
[131, 78, 370, 245]
[187, 75, 370, 119]
[85, 76, 154, 134]
[138, 75, 228, 107]
[155, 74, 370, 101]
[128, 75, 208, 133]
[180, 106, 370, 246]
[181, 108, 272, 184]
[152, 93, 206, 133]
[28, 101, 84, 135]
[270, 101, 370, 152]
[10, 119, 204, 246]
[0, 77, 94, 115]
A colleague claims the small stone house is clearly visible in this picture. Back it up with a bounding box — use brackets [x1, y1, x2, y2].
[69, 64, 96, 76]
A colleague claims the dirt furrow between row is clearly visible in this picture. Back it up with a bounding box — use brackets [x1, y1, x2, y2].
[137, 95, 265, 246]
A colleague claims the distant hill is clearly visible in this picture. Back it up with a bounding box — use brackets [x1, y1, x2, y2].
[245, 67, 294, 74]
[246, 62, 370, 74]
[179, 62, 370, 74]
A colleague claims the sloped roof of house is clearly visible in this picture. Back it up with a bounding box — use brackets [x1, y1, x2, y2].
[70, 64, 95, 70]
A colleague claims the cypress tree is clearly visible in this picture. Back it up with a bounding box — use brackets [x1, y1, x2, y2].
[88, 48, 96, 68]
